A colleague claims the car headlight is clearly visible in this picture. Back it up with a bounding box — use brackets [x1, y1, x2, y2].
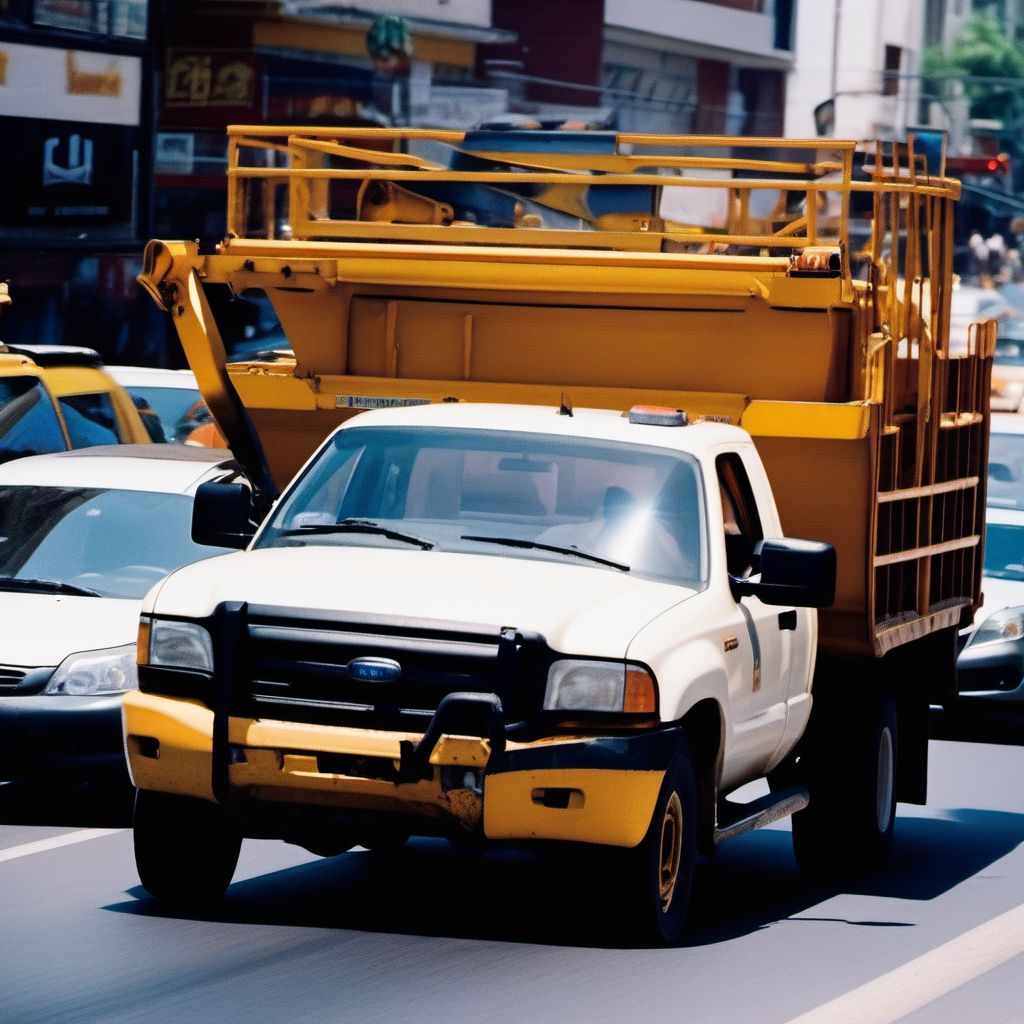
[543, 659, 657, 714]
[969, 606, 1024, 647]
[143, 617, 214, 673]
[43, 644, 138, 696]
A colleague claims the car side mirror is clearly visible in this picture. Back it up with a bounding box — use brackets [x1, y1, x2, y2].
[192, 482, 256, 549]
[730, 538, 836, 608]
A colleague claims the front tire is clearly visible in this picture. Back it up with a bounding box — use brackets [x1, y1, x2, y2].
[133, 789, 241, 905]
[618, 745, 698, 944]
[791, 689, 898, 878]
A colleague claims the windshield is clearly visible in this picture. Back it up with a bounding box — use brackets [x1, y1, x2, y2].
[984, 520, 1024, 582]
[995, 339, 1024, 366]
[988, 432, 1024, 510]
[256, 426, 707, 588]
[0, 485, 231, 598]
[124, 386, 201, 443]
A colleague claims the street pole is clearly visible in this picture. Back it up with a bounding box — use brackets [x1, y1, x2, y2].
[831, 0, 843, 102]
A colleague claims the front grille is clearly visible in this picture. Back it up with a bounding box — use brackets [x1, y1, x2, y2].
[232, 608, 547, 729]
[0, 666, 28, 692]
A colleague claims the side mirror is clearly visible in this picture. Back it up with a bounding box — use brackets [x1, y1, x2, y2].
[730, 538, 836, 608]
[192, 482, 256, 549]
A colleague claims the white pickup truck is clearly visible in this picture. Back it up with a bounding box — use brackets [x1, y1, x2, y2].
[125, 400, 842, 942]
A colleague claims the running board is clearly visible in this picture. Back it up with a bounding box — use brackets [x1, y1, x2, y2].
[714, 786, 809, 845]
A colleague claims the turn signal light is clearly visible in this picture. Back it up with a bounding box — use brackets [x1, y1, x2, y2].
[137, 616, 151, 665]
[624, 667, 657, 714]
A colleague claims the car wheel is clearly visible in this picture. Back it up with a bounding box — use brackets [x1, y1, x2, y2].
[791, 689, 898, 878]
[133, 789, 241, 905]
[615, 744, 698, 944]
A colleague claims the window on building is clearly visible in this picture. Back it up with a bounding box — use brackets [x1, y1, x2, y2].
[33, 0, 146, 39]
[883, 45, 902, 97]
[773, 0, 794, 49]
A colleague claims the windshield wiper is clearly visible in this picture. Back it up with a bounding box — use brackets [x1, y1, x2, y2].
[280, 518, 435, 550]
[0, 576, 101, 597]
[460, 534, 630, 572]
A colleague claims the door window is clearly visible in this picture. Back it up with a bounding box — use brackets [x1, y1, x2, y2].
[0, 378, 68, 461]
[716, 453, 763, 578]
[58, 392, 121, 447]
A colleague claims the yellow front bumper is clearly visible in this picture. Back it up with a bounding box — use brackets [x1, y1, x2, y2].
[123, 691, 668, 848]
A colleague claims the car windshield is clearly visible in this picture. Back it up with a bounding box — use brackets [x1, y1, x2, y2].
[0, 485, 231, 599]
[988, 432, 1024, 510]
[995, 339, 1024, 366]
[256, 426, 707, 588]
[124, 385, 201, 443]
[984, 520, 1024, 581]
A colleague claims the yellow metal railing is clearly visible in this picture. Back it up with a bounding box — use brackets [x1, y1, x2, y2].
[223, 127, 959, 258]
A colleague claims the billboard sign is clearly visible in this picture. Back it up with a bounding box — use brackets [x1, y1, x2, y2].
[162, 49, 263, 128]
[0, 41, 141, 125]
[0, 115, 136, 229]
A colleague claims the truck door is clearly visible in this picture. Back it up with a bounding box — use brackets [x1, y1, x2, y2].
[716, 452, 791, 773]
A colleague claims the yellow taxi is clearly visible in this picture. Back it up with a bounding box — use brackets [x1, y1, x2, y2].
[0, 343, 151, 461]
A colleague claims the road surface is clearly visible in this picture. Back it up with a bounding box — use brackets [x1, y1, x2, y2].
[3, 721, 1024, 1024]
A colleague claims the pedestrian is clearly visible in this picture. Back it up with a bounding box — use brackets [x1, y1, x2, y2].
[987, 232, 1007, 279]
[969, 231, 990, 281]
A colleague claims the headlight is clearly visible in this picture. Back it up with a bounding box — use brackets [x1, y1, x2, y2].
[544, 659, 656, 714]
[969, 606, 1024, 647]
[146, 618, 214, 673]
[43, 644, 138, 695]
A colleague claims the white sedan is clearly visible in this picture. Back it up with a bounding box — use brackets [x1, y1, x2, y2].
[958, 504, 1024, 708]
[0, 445, 241, 788]
[106, 366, 208, 444]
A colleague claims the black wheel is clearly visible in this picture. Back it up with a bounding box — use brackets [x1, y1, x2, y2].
[617, 744, 698, 944]
[792, 690, 898, 878]
[133, 789, 241, 905]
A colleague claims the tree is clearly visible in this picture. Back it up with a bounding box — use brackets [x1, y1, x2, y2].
[923, 13, 1024, 124]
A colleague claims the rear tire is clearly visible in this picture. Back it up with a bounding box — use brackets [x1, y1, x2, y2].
[616, 744, 698, 944]
[133, 789, 241, 905]
[791, 690, 898, 878]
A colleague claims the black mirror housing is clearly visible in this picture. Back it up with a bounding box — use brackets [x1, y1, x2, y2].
[730, 538, 836, 608]
[192, 482, 256, 549]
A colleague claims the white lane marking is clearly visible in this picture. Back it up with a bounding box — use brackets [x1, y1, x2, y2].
[0, 828, 125, 865]
[783, 902, 1024, 1024]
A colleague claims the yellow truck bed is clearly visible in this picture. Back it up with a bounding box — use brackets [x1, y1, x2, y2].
[139, 128, 993, 658]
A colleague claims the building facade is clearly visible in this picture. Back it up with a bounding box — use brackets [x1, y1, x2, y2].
[154, 0, 514, 245]
[604, 0, 795, 136]
[0, 0, 159, 359]
[785, 0, 924, 141]
[486, 0, 796, 136]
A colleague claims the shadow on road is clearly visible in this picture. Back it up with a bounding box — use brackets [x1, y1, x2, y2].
[931, 706, 1024, 747]
[102, 804, 1024, 949]
[0, 780, 132, 828]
